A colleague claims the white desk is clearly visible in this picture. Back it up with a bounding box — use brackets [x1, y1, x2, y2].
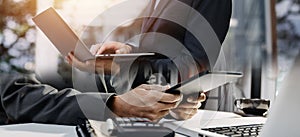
[89, 110, 239, 137]
[89, 110, 266, 137]
[0, 110, 266, 137]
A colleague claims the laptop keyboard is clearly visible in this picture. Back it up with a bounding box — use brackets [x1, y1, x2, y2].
[202, 124, 263, 137]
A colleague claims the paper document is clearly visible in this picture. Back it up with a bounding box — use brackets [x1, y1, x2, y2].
[0, 123, 77, 137]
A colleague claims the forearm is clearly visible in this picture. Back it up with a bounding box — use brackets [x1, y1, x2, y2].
[0, 74, 112, 125]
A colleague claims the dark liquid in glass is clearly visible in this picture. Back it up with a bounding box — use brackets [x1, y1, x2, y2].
[242, 108, 267, 116]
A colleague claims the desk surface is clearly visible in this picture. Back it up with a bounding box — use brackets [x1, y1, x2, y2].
[0, 123, 77, 137]
[89, 110, 265, 137]
[0, 110, 266, 137]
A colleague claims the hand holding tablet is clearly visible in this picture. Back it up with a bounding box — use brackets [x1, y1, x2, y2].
[32, 7, 154, 62]
[33, 7, 243, 94]
[165, 71, 243, 95]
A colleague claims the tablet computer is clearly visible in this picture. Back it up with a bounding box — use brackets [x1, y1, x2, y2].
[32, 7, 94, 61]
[95, 53, 155, 58]
[32, 7, 154, 61]
[165, 71, 243, 95]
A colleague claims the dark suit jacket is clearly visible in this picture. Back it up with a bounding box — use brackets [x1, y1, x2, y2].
[131, 0, 232, 87]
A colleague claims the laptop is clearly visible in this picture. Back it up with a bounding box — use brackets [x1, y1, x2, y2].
[164, 54, 300, 137]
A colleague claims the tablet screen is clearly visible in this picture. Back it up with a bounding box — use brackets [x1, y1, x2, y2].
[165, 71, 243, 94]
[32, 7, 94, 61]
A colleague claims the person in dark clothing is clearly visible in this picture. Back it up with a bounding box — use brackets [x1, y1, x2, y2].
[0, 0, 231, 125]
[68, 0, 232, 120]
[0, 73, 181, 125]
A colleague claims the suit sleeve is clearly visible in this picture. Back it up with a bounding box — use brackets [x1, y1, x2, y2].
[182, 0, 232, 70]
[190, 0, 232, 44]
[0, 74, 114, 125]
[132, 0, 232, 85]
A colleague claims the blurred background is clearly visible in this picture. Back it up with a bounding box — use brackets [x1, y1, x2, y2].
[1, 0, 299, 112]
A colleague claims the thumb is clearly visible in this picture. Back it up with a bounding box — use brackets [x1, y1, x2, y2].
[115, 49, 121, 54]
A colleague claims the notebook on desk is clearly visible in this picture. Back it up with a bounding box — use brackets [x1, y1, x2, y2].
[164, 53, 300, 137]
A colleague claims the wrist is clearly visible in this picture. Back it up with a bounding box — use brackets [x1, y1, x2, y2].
[110, 96, 124, 117]
[169, 110, 181, 120]
[125, 44, 132, 53]
[125, 43, 137, 52]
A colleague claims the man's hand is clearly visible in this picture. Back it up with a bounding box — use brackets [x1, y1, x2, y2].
[65, 41, 132, 73]
[92, 41, 132, 55]
[111, 84, 181, 122]
[170, 93, 206, 120]
[65, 52, 120, 74]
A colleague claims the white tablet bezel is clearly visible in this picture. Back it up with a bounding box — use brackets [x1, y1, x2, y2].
[166, 71, 243, 94]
